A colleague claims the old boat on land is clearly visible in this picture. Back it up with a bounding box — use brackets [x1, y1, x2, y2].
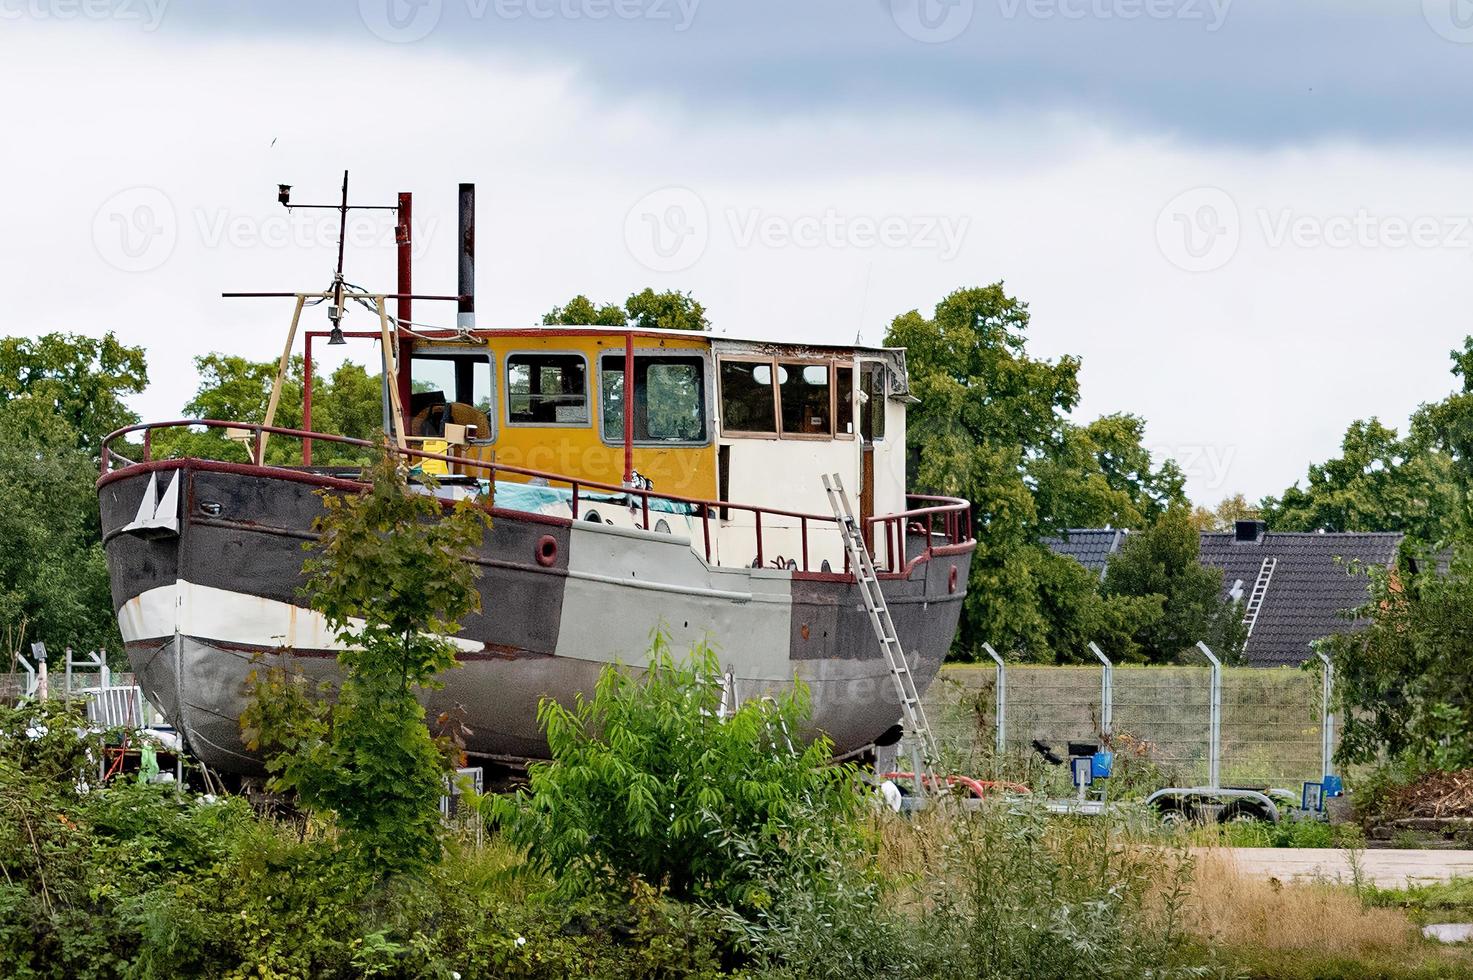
[96, 178, 975, 774]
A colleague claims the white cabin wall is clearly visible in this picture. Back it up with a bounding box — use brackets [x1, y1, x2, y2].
[870, 391, 908, 523]
[719, 437, 859, 570]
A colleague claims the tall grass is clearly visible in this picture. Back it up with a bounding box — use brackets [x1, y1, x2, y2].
[866, 801, 1210, 979]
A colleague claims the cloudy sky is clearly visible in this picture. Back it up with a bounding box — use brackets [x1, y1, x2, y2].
[4, 1, 1472, 505]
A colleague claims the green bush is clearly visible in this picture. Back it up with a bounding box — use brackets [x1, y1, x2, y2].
[489, 634, 867, 917]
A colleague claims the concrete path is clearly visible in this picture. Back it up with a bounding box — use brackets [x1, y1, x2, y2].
[1207, 847, 1473, 888]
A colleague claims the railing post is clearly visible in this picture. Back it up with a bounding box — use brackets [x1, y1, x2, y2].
[571, 482, 579, 520]
[142, 428, 152, 462]
[1195, 641, 1223, 790]
[1088, 641, 1113, 739]
[1318, 649, 1335, 779]
[754, 510, 764, 568]
[702, 505, 712, 563]
[800, 517, 808, 571]
[983, 642, 1006, 757]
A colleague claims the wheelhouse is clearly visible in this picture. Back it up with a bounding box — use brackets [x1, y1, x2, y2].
[369, 327, 913, 570]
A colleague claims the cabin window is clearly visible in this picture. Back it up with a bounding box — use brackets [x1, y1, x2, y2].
[506, 353, 589, 426]
[719, 360, 778, 434]
[409, 349, 495, 441]
[860, 362, 886, 442]
[599, 354, 708, 444]
[778, 362, 831, 436]
[835, 365, 854, 437]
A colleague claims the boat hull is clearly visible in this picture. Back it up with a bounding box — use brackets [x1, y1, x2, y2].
[100, 460, 972, 773]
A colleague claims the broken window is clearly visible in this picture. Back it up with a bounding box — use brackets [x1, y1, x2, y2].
[719, 360, 778, 434]
[779, 362, 831, 436]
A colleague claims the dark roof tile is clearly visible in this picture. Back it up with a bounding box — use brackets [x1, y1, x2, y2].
[1043, 528, 1402, 667]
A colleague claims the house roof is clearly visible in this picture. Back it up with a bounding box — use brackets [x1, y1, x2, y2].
[1044, 525, 1403, 667]
[1198, 530, 1402, 667]
[1042, 529, 1129, 579]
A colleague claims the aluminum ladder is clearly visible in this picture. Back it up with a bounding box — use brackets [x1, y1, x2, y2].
[1242, 556, 1277, 638]
[822, 473, 940, 797]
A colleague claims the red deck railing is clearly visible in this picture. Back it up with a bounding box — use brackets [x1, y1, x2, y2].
[100, 420, 973, 576]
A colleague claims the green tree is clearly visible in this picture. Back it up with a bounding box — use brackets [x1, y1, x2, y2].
[1031, 414, 1186, 532]
[1190, 493, 1260, 532]
[542, 289, 709, 331]
[624, 288, 709, 331]
[888, 284, 1185, 662]
[1102, 507, 1246, 663]
[1325, 555, 1473, 771]
[154, 354, 384, 465]
[1261, 417, 1456, 548]
[542, 294, 628, 327]
[0, 332, 147, 455]
[0, 397, 118, 657]
[242, 447, 489, 874]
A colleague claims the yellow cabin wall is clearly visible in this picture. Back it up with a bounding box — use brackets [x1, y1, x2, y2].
[423, 332, 718, 501]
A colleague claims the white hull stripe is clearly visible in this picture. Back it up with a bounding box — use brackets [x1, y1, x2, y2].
[117, 581, 482, 654]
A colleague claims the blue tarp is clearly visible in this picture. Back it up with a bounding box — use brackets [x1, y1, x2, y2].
[488, 480, 697, 517]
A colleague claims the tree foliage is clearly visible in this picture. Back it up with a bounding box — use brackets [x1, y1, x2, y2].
[543, 288, 709, 332]
[153, 354, 384, 465]
[1190, 493, 1260, 532]
[1103, 507, 1246, 663]
[1261, 417, 1457, 549]
[490, 634, 863, 913]
[0, 399, 118, 658]
[888, 284, 1187, 662]
[1325, 554, 1473, 772]
[242, 447, 489, 874]
[0, 332, 147, 456]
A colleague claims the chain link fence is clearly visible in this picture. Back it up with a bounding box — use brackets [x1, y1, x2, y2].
[927, 662, 1332, 791]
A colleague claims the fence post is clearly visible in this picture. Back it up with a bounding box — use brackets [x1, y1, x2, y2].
[16, 649, 36, 699]
[1087, 641, 1113, 739]
[1317, 649, 1335, 779]
[982, 642, 1006, 757]
[1195, 641, 1222, 789]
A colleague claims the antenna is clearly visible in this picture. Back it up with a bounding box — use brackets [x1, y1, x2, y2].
[270, 170, 402, 337]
